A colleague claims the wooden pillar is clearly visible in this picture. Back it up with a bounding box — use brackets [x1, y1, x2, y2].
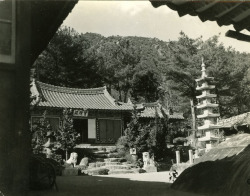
[0, 1, 31, 195]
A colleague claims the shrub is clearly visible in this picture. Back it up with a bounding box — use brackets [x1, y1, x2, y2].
[77, 165, 87, 170]
[124, 153, 135, 164]
[135, 158, 144, 168]
[98, 168, 109, 175]
[138, 168, 146, 173]
[116, 136, 129, 152]
[109, 147, 117, 153]
[54, 109, 80, 159]
[118, 158, 127, 163]
[96, 162, 105, 167]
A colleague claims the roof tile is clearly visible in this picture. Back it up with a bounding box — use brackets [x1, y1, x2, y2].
[31, 81, 133, 111]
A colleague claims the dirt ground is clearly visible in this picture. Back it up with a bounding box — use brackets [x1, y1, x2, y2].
[29, 172, 202, 196]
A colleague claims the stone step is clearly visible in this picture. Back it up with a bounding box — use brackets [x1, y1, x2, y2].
[93, 153, 109, 158]
[104, 162, 122, 166]
[93, 151, 109, 155]
[88, 162, 105, 168]
[82, 167, 109, 176]
[94, 158, 105, 162]
[108, 169, 139, 175]
[104, 165, 131, 170]
[104, 158, 123, 163]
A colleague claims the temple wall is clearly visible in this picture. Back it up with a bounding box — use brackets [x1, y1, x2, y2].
[31, 107, 127, 144]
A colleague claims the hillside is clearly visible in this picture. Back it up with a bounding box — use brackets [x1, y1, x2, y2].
[34, 27, 250, 120]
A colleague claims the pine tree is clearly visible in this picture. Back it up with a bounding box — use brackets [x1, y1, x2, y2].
[124, 105, 140, 148]
[54, 109, 80, 160]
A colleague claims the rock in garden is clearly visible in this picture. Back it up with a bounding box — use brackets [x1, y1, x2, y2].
[79, 157, 89, 166]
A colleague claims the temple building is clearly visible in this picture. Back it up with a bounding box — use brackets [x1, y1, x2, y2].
[30, 80, 132, 144]
[136, 102, 184, 121]
[196, 59, 221, 150]
[30, 81, 185, 145]
[135, 102, 185, 144]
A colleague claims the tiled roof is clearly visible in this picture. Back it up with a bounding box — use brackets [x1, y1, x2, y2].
[194, 134, 250, 164]
[151, 1, 250, 32]
[137, 102, 184, 120]
[217, 112, 250, 128]
[31, 81, 133, 111]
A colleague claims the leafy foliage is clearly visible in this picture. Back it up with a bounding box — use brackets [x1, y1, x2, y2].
[34, 27, 250, 126]
[163, 32, 250, 120]
[54, 109, 80, 154]
[131, 69, 161, 102]
[123, 105, 140, 148]
[34, 27, 103, 88]
[31, 109, 80, 161]
[120, 106, 170, 160]
[31, 111, 53, 154]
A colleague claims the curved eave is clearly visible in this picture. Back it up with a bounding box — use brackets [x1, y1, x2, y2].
[197, 113, 220, 118]
[197, 103, 219, 109]
[150, 1, 250, 33]
[196, 94, 217, 99]
[196, 85, 215, 91]
[33, 105, 132, 111]
[195, 77, 214, 82]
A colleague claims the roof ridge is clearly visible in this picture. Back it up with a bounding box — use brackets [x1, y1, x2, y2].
[143, 102, 159, 107]
[36, 81, 106, 94]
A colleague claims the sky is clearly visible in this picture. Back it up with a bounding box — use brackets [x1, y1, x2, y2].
[63, 1, 250, 53]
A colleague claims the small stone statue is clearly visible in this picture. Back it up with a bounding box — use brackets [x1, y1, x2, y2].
[66, 152, 78, 167]
[142, 152, 150, 169]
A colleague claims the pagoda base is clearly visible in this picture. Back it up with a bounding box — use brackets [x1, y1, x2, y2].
[198, 124, 222, 130]
[198, 136, 219, 142]
[198, 131, 220, 142]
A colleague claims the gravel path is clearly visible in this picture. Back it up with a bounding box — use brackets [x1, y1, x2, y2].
[29, 172, 201, 196]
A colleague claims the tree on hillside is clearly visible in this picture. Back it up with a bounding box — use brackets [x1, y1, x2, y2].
[89, 37, 140, 102]
[198, 36, 250, 117]
[164, 32, 202, 132]
[131, 69, 162, 103]
[34, 26, 103, 88]
[164, 32, 250, 129]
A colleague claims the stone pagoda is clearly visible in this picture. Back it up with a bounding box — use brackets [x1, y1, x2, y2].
[195, 59, 221, 150]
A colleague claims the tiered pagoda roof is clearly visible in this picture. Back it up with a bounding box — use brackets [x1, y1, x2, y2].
[30, 81, 133, 111]
[197, 113, 220, 119]
[196, 84, 215, 91]
[198, 132, 219, 142]
[196, 92, 217, 99]
[196, 60, 221, 137]
[197, 103, 219, 109]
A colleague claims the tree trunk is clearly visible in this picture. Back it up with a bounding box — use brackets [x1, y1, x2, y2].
[65, 150, 68, 161]
[124, 90, 128, 103]
[117, 83, 122, 101]
[190, 98, 196, 138]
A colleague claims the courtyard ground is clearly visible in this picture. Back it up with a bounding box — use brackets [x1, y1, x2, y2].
[29, 171, 202, 196]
